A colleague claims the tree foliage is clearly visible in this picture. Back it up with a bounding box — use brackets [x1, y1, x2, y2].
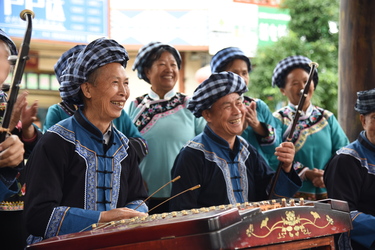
[247, 0, 340, 114]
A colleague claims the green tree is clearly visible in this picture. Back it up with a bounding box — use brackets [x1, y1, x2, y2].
[248, 0, 340, 115]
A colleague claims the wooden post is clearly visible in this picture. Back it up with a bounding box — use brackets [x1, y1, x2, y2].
[339, 0, 375, 142]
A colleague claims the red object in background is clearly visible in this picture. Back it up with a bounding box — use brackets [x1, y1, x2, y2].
[26, 50, 38, 70]
[195, 65, 211, 84]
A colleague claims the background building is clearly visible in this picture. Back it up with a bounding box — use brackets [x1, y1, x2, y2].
[1, 0, 289, 129]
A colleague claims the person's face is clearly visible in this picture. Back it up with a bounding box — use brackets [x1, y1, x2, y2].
[203, 93, 246, 142]
[83, 63, 129, 122]
[280, 68, 315, 109]
[360, 112, 375, 145]
[145, 51, 179, 98]
[225, 59, 249, 85]
[0, 41, 11, 85]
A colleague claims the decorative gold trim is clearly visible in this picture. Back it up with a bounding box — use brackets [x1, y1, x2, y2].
[0, 201, 24, 211]
[246, 210, 334, 239]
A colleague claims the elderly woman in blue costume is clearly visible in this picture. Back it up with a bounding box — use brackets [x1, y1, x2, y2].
[325, 88, 375, 250]
[170, 72, 301, 211]
[269, 55, 349, 201]
[43, 45, 147, 162]
[24, 38, 148, 244]
[210, 47, 280, 165]
[127, 42, 206, 213]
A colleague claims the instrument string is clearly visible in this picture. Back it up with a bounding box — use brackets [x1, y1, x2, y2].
[148, 184, 201, 214]
[80, 176, 187, 232]
[134, 175, 181, 211]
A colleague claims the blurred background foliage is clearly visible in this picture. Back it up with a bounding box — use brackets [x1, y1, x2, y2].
[247, 0, 340, 115]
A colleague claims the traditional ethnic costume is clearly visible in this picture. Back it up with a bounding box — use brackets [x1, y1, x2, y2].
[25, 108, 147, 240]
[43, 45, 148, 161]
[170, 72, 301, 211]
[210, 47, 279, 165]
[324, 88, 375, 250]
[128, 42, 206, 210]
[268, 55, 349, 200]
[24, 38, 148, 244]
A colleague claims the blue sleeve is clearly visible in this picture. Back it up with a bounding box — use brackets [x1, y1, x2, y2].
[0, 175, 18, 202]
[125, 199, 148, 213]
[272, 169, 302, 198]
[45, 206, 101, 238]
[350, 211, 375, 249]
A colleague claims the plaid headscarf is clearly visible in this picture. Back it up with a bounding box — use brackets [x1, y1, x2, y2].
[355, 88, 375, 115]
[0, 29, 17, 56]
[59, 38, 129, 105]
[272, 55, 319, 88]
[187, 72, 248, 118]
[54, 44, 85, 84]
[210, 47, 251, 73]
[132, 41, 181, 83]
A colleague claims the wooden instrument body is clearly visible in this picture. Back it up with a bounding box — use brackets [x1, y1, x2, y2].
[216, 199, 352, 249]
[27, 199, 352, 250]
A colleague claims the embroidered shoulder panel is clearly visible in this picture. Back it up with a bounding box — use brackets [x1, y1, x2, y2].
[276, 106, 329, 151]
[186, 139, 250, 204]
[134, 93, 188, 132]
[337, 147, 375, 175]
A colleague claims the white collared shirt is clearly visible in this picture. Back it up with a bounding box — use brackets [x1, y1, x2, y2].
[148, 88, 176, 100]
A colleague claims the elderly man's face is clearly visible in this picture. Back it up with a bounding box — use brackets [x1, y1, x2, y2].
[0, 41, 11, 85]
[360, 112, 375, 145]
[203, 93, 246, 141]
[85, 62, 129, 123]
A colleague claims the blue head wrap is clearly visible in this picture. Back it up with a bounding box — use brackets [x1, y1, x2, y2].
[54, 45, 85, 84]
[355, 88, 375, 115]
[210, 47, 251, 73]
[59, 38, 129, 105]
[0, 29, 17, 56]
[187, 71, 248, 118]
[132, 41, 181, 83]
[272, 55, 319, 88]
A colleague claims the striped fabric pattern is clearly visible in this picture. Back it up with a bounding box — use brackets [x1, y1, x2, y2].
[210, 47, 251, 73]
[54, 44, 85, 84]
[59, 38, 129, 105]
[132, 41, 181, 83]
[187, 71, 248, 118]
[0, 29, 17, 55]
[272, 55, 319, 88]
[355, 88, 375, 114]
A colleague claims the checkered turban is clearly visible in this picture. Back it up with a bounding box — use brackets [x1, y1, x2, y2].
[132, 41, 181, 83]
[272, 55, 318, 88]
[210, 47, 251, 73]
[355, 88, 375, 115]
[0, 29, 17, 56]
[187, 72, 248, 118]
[59, 38, 129, 105]
[54, 44, 85, 84]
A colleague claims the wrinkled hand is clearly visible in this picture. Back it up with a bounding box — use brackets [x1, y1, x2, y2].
[99, 207, 147, 223]
[9, 91, 38, 139]
[0, 135, 24, 168]
[243, 102, 267, 136]
[274, 142, 295, 173]
[306, 168, 325, 188]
